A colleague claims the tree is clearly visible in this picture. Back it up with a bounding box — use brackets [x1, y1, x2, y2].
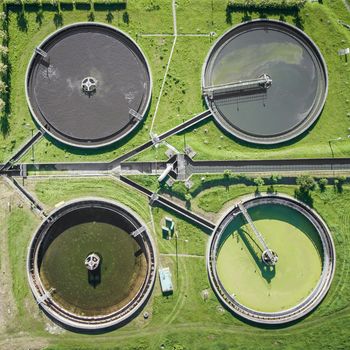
[185, 193, 192, 202]
[335, 176, 347, 192]
[254, 176, 265, 188]
[336, 175, 347, 183]
[223, 169, 232, 178]
[0, 98, 5, 112]
[0, 80, 7, 93]
[296, 175, 316, 192]
[0, 45, 8, 56]
[0, 62, 7, 75]
[318, 178, 328, 191]
[270, 174, 282, 184]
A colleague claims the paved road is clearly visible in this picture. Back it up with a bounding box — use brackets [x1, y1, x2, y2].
[187, 157, 350, 175]
[118, 156, 350, 178]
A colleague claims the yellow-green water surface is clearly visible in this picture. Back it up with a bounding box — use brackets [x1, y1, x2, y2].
[217, 204, 323, 312]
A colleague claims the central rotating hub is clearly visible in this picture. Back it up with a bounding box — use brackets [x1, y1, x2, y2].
[85, 253, 100, 271]
[262, 249, 278, 266]
[81, 77, 97, 94]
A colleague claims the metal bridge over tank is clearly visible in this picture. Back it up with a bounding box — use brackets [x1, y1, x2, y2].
[203, 74, 272, 100]
[237, 202, 278, 266]
[131, 226, 146, 238]
[36, 287, 55, 304]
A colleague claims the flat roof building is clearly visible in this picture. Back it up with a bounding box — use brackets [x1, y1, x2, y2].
[159, 267, 173, 294]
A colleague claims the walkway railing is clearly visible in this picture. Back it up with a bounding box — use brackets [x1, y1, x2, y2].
[237, 201, 275, 263]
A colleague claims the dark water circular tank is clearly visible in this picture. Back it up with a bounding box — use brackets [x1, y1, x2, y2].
[202, 20, 328, 145]
[26, 23, 152, 148]
[27, 198, 156, 331]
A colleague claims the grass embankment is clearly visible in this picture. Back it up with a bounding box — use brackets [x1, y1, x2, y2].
[5, 0, 350, 164]
[28, 177, 151, 222]
[2, 177, 349, 349]
[3, 1, 173, 163]
[132, 0, 350, 162]
[6, 207, 46, 338]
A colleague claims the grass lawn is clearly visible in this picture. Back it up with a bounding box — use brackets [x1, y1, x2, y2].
[133, 0, 350, 162]
[3, 1, 350, 164]
[1, 0, 350, 349]
[25, 177, 151, 222]
[1, 178, 350, 349]
[3, 1, 174, 163]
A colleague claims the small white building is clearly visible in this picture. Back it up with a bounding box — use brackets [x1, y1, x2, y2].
[159, 267, 173, 294]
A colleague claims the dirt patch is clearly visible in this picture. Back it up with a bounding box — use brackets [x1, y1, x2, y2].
[0, 178, 21, 333]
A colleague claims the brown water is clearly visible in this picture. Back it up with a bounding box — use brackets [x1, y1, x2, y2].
[40, 221, 147, 316]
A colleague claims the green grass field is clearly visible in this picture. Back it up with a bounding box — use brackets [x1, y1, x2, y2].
[1, 0, 350, 349]
[1, 177, 350, 349]
[0, 0, 347, 164]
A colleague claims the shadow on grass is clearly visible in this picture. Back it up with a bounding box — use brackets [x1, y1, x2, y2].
[225, 3, 302, 23]
[106, 11, 114, 23]
[17, 11, 28, 32]
[60, 2, 74, 11]
[23, 3, 41, 12]
[53, 11, 63, 28]
[87, 11, 95, 22]
[0, 114, 9, 135]
[75, 3, 91, 11]
[123, 11, 129, 25]
[93, 3, 126, 12]
[42, 3, 59, 12]
[294, 188, 313, 208]
[36, 10, 44, 27]
[225, 4, 305, 30]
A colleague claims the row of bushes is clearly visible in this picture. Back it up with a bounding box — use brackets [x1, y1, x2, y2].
[0, 8, 9, 129]
[227, 0, 306, 11]
[3, 0, 126, 4]
[296, 174, 348, 192]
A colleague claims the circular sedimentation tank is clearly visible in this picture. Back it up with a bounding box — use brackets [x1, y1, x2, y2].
[26, 23, 152, 148]
[207, 194, 335, 324]
[202, 20, 328, 144]
[27, 199, 156, 331]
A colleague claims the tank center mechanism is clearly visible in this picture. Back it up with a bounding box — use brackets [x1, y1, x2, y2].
[203, 74, 272, 100]
[81, 77, 97, 95]
[84, 252, 101, 271]
[238, 202, 278, 266]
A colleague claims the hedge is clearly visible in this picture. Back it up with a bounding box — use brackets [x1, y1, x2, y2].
[227, 0, 306, 11]
[3, 0, 126, 5]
